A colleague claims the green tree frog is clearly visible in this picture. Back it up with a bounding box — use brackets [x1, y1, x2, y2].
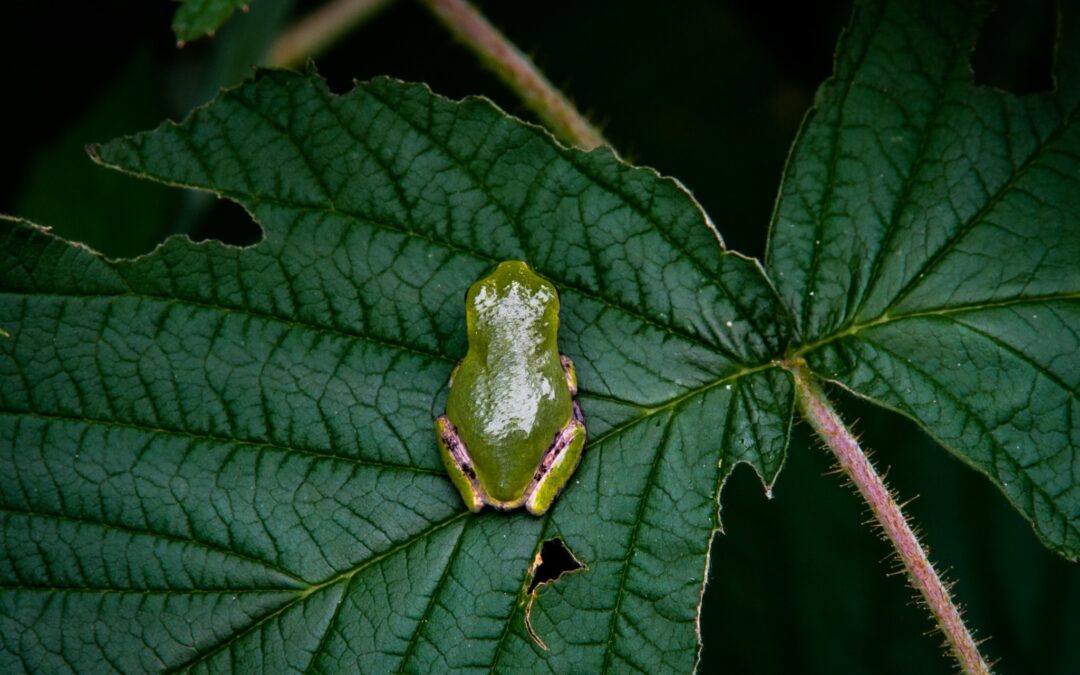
[435, 261, 586, 515]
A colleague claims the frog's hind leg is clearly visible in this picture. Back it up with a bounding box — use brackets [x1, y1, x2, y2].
[559, 354, 578, 396]
[525, 411, 586, 515]
[435, 415, 486, 512]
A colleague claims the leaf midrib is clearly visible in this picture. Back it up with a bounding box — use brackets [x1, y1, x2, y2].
[163, 511, 470, 673]
[796, 2, 884, 338]
[0, 504, 305, 587]
[792, 291, 1080, 358]
[869, 102, 1080, 321]
[0, 286, 452, 364]
[600, 412, 677, 675]
[394, 517, 471, 674]
[2, 403, 444, 476]
[846, 28, 965, 323]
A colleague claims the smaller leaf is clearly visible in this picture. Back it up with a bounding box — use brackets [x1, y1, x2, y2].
[173, 0, 250, 44]
[767, 0, 1080, 558]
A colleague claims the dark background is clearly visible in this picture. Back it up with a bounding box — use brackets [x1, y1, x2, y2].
[3, 1, 1076, 673]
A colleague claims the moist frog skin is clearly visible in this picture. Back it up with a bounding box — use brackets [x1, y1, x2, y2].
[435, 261, 586, 515]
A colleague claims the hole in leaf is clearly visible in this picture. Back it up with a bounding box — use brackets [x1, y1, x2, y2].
[527, 537, 585, 594]
[971, 0, 1055, 94]
[523, 537, 586, 651]
[188, 197, 264, 247]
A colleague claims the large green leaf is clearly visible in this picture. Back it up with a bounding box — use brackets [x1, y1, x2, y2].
[768, 0, 1080, 559]
[0, 72, 793, 671]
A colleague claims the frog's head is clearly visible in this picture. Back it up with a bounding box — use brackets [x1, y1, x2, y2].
[465, 260, 560, 357]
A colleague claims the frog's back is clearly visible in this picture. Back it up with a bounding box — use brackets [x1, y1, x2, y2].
[445, 262, 572, 503]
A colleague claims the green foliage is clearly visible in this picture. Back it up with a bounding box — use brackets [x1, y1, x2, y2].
[173, 0, 251, 44]
[1, 0, 1077, 671]
[0, 72, 793, 671]
[768, 0, 1080, 559]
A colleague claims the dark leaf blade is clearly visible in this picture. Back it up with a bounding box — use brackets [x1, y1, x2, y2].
[767, 0, 1080, 558]
[1, 72, 793, 670]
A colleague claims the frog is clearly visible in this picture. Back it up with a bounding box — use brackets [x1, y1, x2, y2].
[435, 260, 586, 515]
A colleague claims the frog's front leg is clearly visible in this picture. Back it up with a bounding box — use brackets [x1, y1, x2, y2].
[524, 402, 587, 515]
[435, 415, 486, 512]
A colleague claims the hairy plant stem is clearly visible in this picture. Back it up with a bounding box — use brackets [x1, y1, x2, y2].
[419, 0, 607, 151]
[267, 0, 395, 68]
[787, 362, 991, 675]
